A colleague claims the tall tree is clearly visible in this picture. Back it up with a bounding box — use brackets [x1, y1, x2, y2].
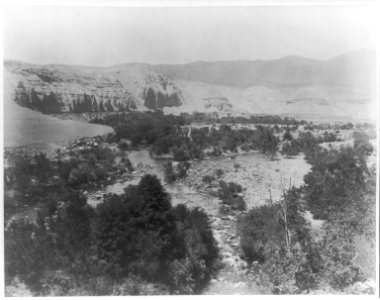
[144, 88, 156, 110]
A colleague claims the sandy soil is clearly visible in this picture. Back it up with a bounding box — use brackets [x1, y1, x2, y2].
[4, 102, 113, 148]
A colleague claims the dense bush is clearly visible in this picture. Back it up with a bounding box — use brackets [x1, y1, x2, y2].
[5, 174, 218, 295]
[171, 205, 218, 294]
[304, 146, 366, 220]
[218, 181, 246, 210]
[239, 188, 321, 294]
[93, 175, 178, 281]
[202, 175, 215, 185]
[5, 191, 93, 292]
[91, 112, 283, 160]
[163, 161, 191, 183]
[254, 126, 279, 159]
[239, 205, 285, 263]
[4, 142, 133, 201]
[176, 161, 191, 179]
[163, 161, 177, 183]
[215, 168, 224, 177]
[281, 140, 301, 157]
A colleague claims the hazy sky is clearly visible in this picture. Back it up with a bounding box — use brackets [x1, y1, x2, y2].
[4, 4, 376, 66]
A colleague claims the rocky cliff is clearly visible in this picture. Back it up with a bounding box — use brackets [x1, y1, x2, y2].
[4, 60, 183, 114]
[4, 49, 376, 121]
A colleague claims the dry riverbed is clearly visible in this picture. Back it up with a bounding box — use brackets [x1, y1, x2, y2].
[87, 150, 311, 294]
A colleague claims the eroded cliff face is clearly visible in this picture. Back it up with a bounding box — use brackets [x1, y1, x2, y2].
[4, 49, 376, 121]
[4, 61, 183, 114]
[203, 97, 233, 112]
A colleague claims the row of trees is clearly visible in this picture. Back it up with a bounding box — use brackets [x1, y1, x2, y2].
[91, 112, 282, 160]
[144, 88, 181, 110]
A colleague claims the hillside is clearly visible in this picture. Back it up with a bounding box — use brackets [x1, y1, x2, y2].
[3, 49, 376, 122]
[3, 74, 113, 148]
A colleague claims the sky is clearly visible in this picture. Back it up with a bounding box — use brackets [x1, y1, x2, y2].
[3, 4, 377, 66]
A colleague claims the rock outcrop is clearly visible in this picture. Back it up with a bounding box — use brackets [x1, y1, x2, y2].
[3, 49, 376, 121]
[4, 60, 182, 114]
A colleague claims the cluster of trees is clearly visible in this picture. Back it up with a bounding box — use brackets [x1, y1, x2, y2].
[5, 175, 219, 295]
[163, 161, 191, 183]
[91, 113, 300, 160]
[91, 112, 187, 149]
[238, 130, 375, 293]
[15, 89, 62, 114]
[179, 112, 307, 126]
[281, 129, 341, 158]
[4, 138, 133, 212]
[239, 187, 320, 293]
[144, 88, 181, 110]
[69, 95, 135, 114]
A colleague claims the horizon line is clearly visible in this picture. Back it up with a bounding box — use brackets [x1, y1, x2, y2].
[3, 47, 374, 69]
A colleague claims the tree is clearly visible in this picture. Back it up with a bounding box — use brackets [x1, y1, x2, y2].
[98, 100, 106, 112]
[163, 162, 176, 183]
[145, 88, 156, 110]
[105, 99, 114, 112]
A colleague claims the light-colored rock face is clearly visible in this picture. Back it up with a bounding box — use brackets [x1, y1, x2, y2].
[3, 49, 376, 122]
[4, 60, 183, 114]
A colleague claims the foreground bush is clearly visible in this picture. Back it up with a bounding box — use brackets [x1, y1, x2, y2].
[170, 205, 218, 294]
[4, 174, 218, 295]
[238, 188, 321, 294]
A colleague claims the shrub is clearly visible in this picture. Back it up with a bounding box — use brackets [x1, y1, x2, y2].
[173, 145, 190, 161]
[176, 161, 190, 179]
[163, 161, 177, 183]
[239, 205, 285, 263]
[202, 175, 215, 185]
[319, 221, 365, 290]
[93, 175, 177, 281]
[215, 168, 224, 177]
[4, 191, 93, 293]
[118, 140, 129, 151]
[239, 188, 321, 294]
[171, 205, 218, 293]
[281, 140, 301, 157]
[255, 126, 279, 159]
[218, 181, 246, 210]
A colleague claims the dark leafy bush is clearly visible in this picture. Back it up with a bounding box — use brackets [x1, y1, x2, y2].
[215, 168, 224, 177]
[163, 161, 177, 183]
[202, 175, 215, 185]
[5, 191, 93, 292]
[176, 161, 190, 179]
[239, 188, 321, 293]
[281, 140, 301, 157]
[171, 205, 218, 294]
[218, 181, 246, 210]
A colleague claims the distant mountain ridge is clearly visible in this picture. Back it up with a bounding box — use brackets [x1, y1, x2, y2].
[153, 50, 375, 89]
[3, 49, 376, 121]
